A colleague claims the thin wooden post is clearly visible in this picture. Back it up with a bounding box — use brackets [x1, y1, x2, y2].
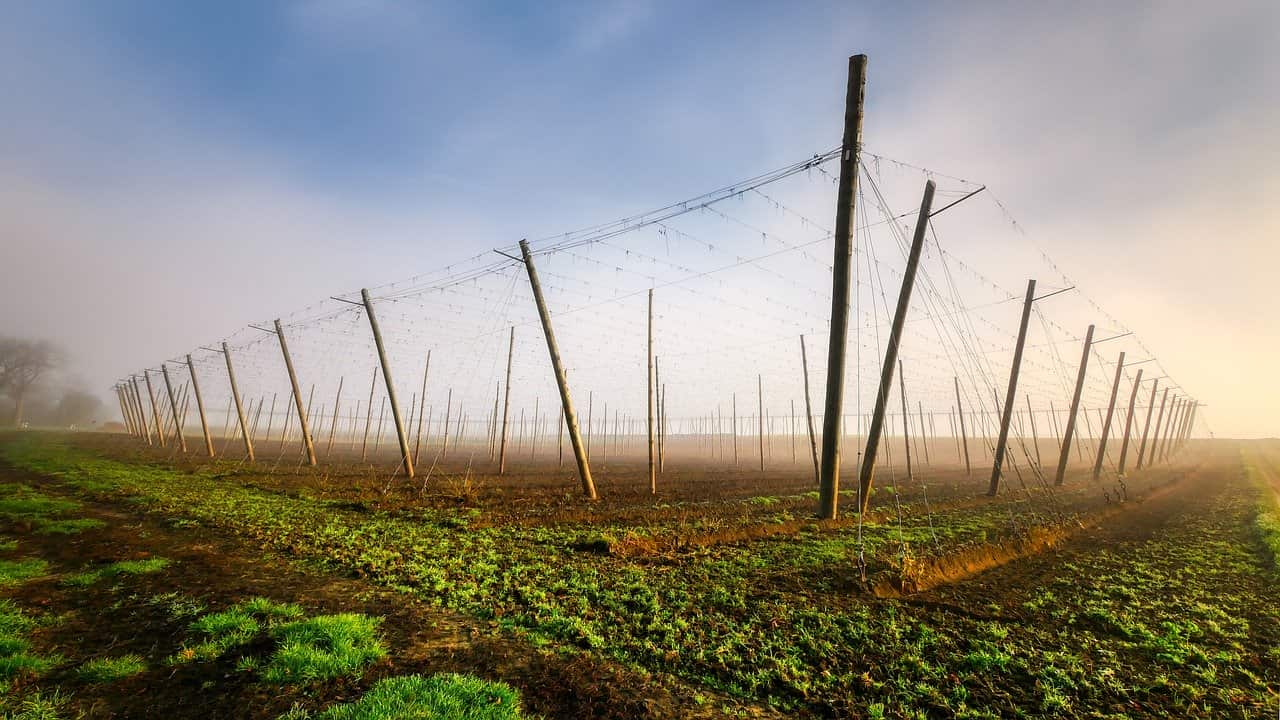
[441, 388, 453, 460]
[1116, 368, 1143, 474]
[1092, 351, 1126, 479]
[143, 370, 165, 447]
[989, 279, 1036, 495]
[326, 376, 344, 460]
[185, 355, 214, 457]
[499, 326, 515, 475]
[732, 392, 738, 467]
[1054, 324, 1094, 485]
[660, 385, 667, 472]
[855, 181, 935, 515]
[1158, 397, 1181, 462]
[954, 385, 971, 480]
[790, 399, 797, 466]
[273, 319, 317, 466]
[758, 374, 765, 472]
[372, 396, 386, 457]
[518, 239, 597, 499]
[898, 359, 913, 479]
[817, 54, 868, 520]
[160, 364, 188, 453]
[1025, 396, 1041, 468]
[800, 335, 820, 485]
[647, 289, 656, 493]
[917, 402, 930, 466]
[1135, 379, 1159, 469]
[129, 378, 150, 445]
[413, 351, 431, 466]
[361, 366, 377, 461]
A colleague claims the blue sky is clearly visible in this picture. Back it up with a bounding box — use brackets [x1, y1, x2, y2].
[1, 1, 1277, 436]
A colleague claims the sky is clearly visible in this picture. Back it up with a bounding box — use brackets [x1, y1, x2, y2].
[1, 1, 1277, 438]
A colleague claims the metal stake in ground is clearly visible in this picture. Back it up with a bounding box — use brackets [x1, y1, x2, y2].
[817, 54, 868, 520]
[273, 319, 317, 466]
[361, 288, 414, 478]
[517, 239, 597, 500]
[1054, 324, 1095, 485]
[989, 279, 1036, 495]
[855, 180, 936, 515]
[185, 354, 214, 457]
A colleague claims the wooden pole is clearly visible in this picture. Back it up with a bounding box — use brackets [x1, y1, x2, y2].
[372, 396, 386, 458]
[143, 370, 166, 447]
[898, 359, 913, 480]
[647, 288, 656, 493]
[817, 54, 868, 520]
[326, 376, 344, 460]
[732, 392, 738, 467]
[499, 326, 515, 475]
[917, 402, 930, 466]
[413, 350, 431, 466]
[1158, 396, 1181, 462]
[758, 374, 765, 472]
[800, 335, 820, 485]
[361, 366, 377, 461]
[1026, 396, 1041, 468]
[790, 399, 797, 466]
[160, 364, 188, 453]
[855, 180, 935, 515]
[1117, 368, 1143, 474]
[518, 239, 597, 499]
[1135, 379, 1159, 469]
[1092, 351, 1126, 479]
[130, 378, 151, 445]
[1054, 324, 1094, 485]
[441, 388, 453, 460]
[273, 319, 317, 466]
[989, 279, 1036, 495]
[185, 355, 215, 457]
[1145, 387, 1170, 468]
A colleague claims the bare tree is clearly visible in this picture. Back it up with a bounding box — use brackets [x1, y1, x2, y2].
[0, 337, 60, 426]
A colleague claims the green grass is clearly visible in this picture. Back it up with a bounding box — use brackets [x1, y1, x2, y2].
[62, 557, 170, 587]
[172, 597, 307, 664]
[263, 614, 386, 684]
[0, 601, 61, 692]
[0, 540, 18, 553]
[0, 483, 101, 536]
[77, 654, 146, 682]
[0, 560, 48, 587]
[1, 690, 72, 720]
[286, 673, 525, 719]
[1243, 458, 1280, 568]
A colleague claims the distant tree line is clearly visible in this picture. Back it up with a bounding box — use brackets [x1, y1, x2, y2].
[0, 336, 102, 428]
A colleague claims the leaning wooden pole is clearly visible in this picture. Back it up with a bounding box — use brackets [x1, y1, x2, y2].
[647, 289, 656, 494]
[1135, 379, 1159, 469]
[816, 54, 867, 520]
[413, 351, 431, 466]
[799, 335, 820, 485]
[954, 377, 971, 476]
[1159, 397, 1182, 462]
[1054, 324, 1095, 485]
[1025, 395, 1042, 468]
[186, 354, 215, 457]
[518, 239, 597, 500]
[499, 326, 515, 475]
[273, 319, 317, 466]
[989, 278, 1036, 495]
[897, 359, 913, 480]
[1116, 368, 1143, 474]
[326, 376, 344, 460]
[143, 370, 166, 447]
[855, 180, 935, 515]
[361, 289, 414, 478]
[160, 364, 188, 453]
[361, 366, 377, 461]
[1092, 351, 1126, 479]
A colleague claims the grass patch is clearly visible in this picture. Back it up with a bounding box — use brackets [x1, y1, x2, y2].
[284, 673, 525, 720]
[63, 557, 170, 587]
[263, 614, 386, 684]
[0, 560, 48, 587]
[0, 540, 17, 553]
[1, 689, 72, 720]
[1243, 460, 1280, 568]
[172, 597, 305, 664]
[77, 654, 146, 682]
[0, 484, 100, 536]
[31, 518, 105, 535]
[0, 601, 61, 693]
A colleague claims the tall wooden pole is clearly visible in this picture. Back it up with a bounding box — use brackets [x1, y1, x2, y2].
[441, 388, 453, 460]
[361, 289, 413, 477]
[113, 386, 132, 436]
[817, 54, 868, 520]
[326, 376, 344, 460]
[1144, 387, 1170, 468]
[185, 355, 214, 457]
[855, 181, 935, 515]
[1092, 351, 1126, 479]
[917, 402, 930, 466]
[647, 289, 656, 493]
[758, 374, 765, 472]
[1159, 397, 1182, 462]
[790, 399, 797, 466]
[732, 392, 738, 467]
[518, 239, 597, 500]
[1026, 396, 1042, 468]
[273, 319, 317, 466]
[989, 279, 1036, 495]
[1116, 368, 1143, 474]
[1054, 324, 1094, 485]
[361, 366, 377, 461]
[143, 370, 166, 447]
[1135, 379, 1159, 469]
[499, 326, 515, 475]
[954, 380, 970, 475]
[160, 364, 188, 453]
[898, 359, 913, 479]
[413, 351, 431, 466]
[799, 335, 820, 485]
